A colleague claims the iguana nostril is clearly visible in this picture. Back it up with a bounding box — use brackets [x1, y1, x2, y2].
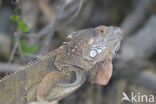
[100, 30, 104, 33]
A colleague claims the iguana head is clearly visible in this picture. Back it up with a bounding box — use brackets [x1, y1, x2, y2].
[81, 25, 122, 85]
[63, 25, 122, 85]
[65, 25, 122, 69]
[78, 26, 122, 66]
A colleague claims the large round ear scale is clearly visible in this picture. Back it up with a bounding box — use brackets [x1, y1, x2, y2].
[89, 49, 98, 58]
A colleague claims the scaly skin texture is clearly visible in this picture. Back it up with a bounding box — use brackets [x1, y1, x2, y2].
[0, 26, 122, 104]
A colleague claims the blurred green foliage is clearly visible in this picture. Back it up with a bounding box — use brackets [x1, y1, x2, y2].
[20, 39, 39, 54]
[10, 15, 29, 32]
[10, 15, 20, 22]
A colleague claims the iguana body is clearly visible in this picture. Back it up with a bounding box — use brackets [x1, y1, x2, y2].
[0, 26, 122, 104]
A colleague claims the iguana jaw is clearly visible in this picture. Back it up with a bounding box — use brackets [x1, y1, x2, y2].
[105, 26, 122, 54]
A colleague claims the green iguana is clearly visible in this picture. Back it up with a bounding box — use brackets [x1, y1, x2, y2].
[0, 26, 122, 104]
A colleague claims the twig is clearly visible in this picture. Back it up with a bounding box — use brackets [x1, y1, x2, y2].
[28, 102, 49, 104]
[9, 31, 26, 63]
[0, 63, 20, 73]
[9, 32, 21, 62]
[0, 0, 2, 6]
[120, 0, 152, 35]
[35, 0, 87, 54]
[38, 0, 54, 22]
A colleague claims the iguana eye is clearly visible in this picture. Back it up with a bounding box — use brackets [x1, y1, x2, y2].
[90, 49, 98, 58]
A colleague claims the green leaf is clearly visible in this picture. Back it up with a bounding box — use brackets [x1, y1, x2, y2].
[17, 20, 29, 32]
[10, 15, 30, 33]
[20, 39, 39, 54]
[10, 15, 20, 22]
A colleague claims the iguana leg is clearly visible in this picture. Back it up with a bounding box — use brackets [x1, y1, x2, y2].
[37, 67, 86, 104]
[37, 71, 66, 103]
